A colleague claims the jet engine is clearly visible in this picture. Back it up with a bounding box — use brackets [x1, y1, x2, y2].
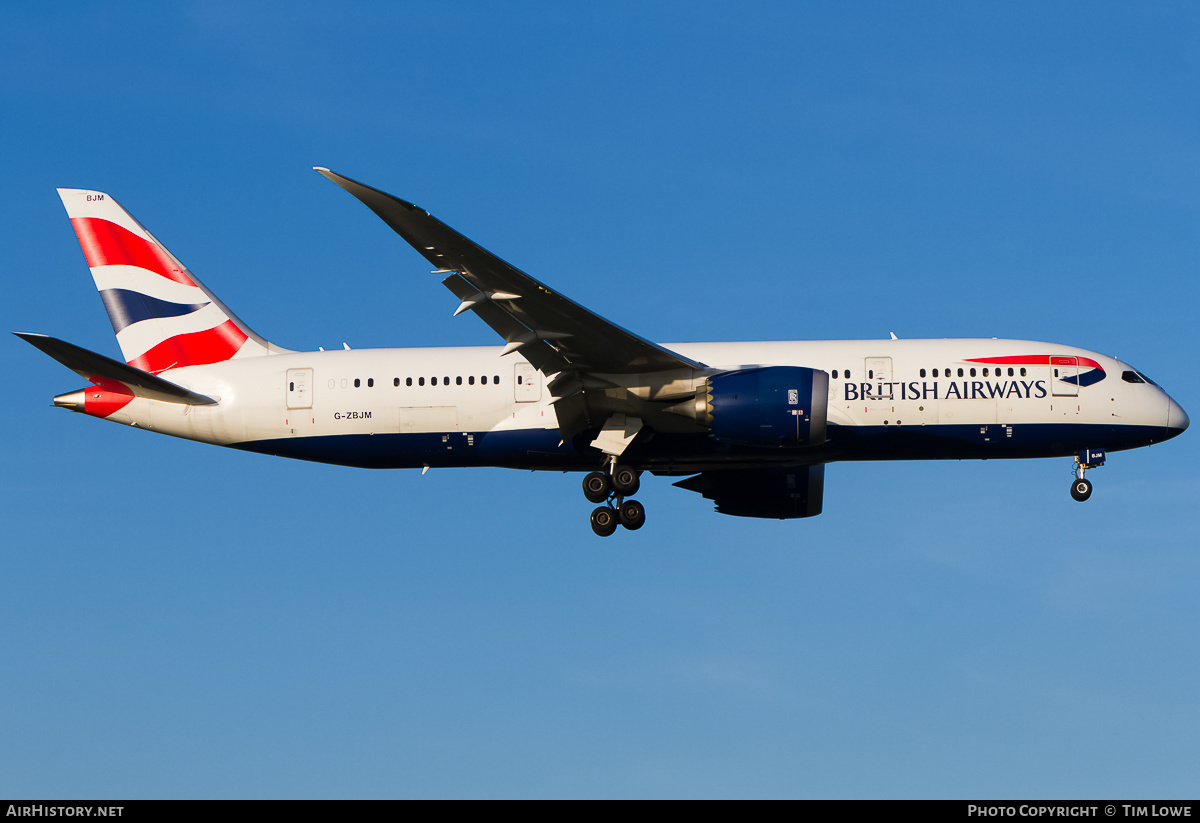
[666, 366, 828, 447]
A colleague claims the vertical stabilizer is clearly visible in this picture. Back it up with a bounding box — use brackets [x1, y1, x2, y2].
[57, 188, 281, 373]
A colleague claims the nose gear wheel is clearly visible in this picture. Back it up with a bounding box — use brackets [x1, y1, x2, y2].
[1070, 449, 1103, 502]
[1071, 478, 1093, 502]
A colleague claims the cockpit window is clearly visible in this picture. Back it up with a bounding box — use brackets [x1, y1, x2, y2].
[1122, 370, 1160, 387]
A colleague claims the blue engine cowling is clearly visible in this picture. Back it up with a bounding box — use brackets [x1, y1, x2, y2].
[705, 366, 828, 447]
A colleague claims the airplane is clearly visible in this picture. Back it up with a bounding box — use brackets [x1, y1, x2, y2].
[18, 168, 1190, 536]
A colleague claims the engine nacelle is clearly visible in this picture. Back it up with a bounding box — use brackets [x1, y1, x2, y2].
[701, 366, 828, 447]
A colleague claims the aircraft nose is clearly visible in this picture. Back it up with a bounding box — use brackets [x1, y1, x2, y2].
[1168, 396, 1189, 435]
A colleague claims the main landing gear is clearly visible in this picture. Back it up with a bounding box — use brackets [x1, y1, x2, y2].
[583, 464, 645, 536]
[1070, 448, 1105, 502]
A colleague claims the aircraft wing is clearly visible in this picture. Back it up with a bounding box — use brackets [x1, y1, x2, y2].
[673, 465, 825, 519]
[315, 168, 704, 379]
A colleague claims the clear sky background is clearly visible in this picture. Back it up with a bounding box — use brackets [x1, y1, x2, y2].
[2, 2, 1197, 799]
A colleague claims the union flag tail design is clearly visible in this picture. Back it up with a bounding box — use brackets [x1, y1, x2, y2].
[57, 188, 278, 373]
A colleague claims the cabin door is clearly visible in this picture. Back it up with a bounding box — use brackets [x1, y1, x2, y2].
[514, 363, 541, 402]
[1051, 356, 1079, 397]
[286, 368, 313, 408]
[284, 368, 314, 432]
[864, 357, 893, 400]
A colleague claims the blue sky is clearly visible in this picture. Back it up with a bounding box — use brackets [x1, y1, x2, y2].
[2, 2, 1198, 799]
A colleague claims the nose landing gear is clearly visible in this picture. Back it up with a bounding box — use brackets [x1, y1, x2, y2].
[1070, 448, 1105, 502]
[583, 463, 645, 536]
[1071, 477, 1093, 502]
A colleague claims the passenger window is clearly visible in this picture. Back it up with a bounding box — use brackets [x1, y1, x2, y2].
[368, 378, 374, 388]
[354, 378, 360, 388]
[419, 377, 425, 386]
[469, 375, 475, 385]
[494, 375, 499, 384]
[920, 369, 926, 378]
[289, 382, 294, 391]
[957, 368, 963, 377]
[1008, 368, 1014, 377]
[1020, 368, 1026, 377]
[394, 378, 400, 387]
[457, 376, 462, 385]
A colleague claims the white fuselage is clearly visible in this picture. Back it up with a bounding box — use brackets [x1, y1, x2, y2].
[87, 337, 1186, 472]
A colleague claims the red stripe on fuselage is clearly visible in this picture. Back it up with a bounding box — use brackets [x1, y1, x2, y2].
[70, 217, 197, 286]
[965, 354, 1103, 371]
[126, 319, 248, 373]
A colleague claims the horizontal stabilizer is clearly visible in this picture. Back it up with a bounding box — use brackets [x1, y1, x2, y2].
[14, 332, 217, 405]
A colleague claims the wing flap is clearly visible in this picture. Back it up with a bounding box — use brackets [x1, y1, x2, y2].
[440, 272, 571, 374]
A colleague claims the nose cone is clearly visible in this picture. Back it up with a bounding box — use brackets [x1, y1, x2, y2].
[1167, 396, 1189, 439]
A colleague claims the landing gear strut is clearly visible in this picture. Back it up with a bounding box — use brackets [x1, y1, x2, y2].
[1070, 448, 1105, 503]
[584, 462, 645, 536]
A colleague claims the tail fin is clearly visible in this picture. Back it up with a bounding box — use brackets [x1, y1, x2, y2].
[57, 188, 282, 373]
